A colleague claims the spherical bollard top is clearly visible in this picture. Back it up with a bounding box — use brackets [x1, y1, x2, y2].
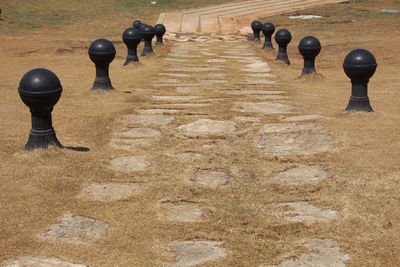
[141, 24, 155, 39]
[298, 36, 321, 57]
[19, 68, 62, 109]
[154, 24, 166, 37]
[343, 48, 377, 81]
[251, 20, 262, 32]
[133, 20, 142, 29]
[88, 38, 116, 65]
[123, 27, 142, 43]
[261, 22, 275, 36]
[275, 29, 292, 46]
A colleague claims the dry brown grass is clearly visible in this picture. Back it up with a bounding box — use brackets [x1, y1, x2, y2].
[1, 0, 400, 266]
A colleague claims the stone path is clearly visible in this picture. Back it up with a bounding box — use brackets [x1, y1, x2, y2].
[1, 38, 349, 266]
[158, 0, 342, 34]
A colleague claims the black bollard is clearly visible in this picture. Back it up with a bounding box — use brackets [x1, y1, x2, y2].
[141, 24, 155, 56]
[154, 24, 166, 45]
[298, 36, 321, 75]
[274, 29, 292, 65]
[88, 39, 116, 90]
[122, 27, 142, 65]
[18, 68, 63, 150]
[343, 49, 377, 112]
[261, 22, 275, 50]
[133, 20, 142, 29]
[250, 20, 262, 42]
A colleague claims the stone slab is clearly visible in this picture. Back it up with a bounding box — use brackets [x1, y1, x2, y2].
[0, 257, 87, 267]
[160, 202, 204, 222]
[178, 119, 236, 138]
[194, 170, 229, 187]
[42, 213, 108, 244]
[167, 241, 227, 267]
[232, 102, 295, 114]
[279, 202, 339, 223]
[262, 239, 350, 267]
[273, 165, 330, 184]
[108, 156, 150, 171]
[259, 124, 326, 134]
[255, 133, 331, 156]
[79, 183, 138, 201]
[125, 115, 175, 126]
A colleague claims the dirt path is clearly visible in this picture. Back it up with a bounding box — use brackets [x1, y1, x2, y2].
[157, 0, 342, 34]
[1, 38, 351, 266]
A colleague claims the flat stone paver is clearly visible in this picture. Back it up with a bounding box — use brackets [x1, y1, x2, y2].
[160, 202, 204, 222]
[176, 152, 204, 161]
[282, 115, 325, 122]
[255, 133, 331, 156]
[116, 128, 161, 138]
[261, 239, 350, 267]
[42, 213, 108, 244]
[234, 116, 261, 122]
[166, 241, 227, 266]
[224, 90, 285, 95]
[232, 102, 296, 114]
[279, 202, 339, 223]
[138, 109, 182, 114]
[194, 170, 229, 187]
[108, 156, 150, 171]
[79, 183, 139, 201]
[152, 96, 200, 101]
[259, 124, 326, 134]
[176, 86, 201, 93]
[0, 257, 87, 267]
[125, 115, 175, 126]
[178, 119, 236, 138]
[273, 165, 330, 184]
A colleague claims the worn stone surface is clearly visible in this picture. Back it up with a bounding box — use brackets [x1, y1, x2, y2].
[125, 115, 175, 126]
[160, 73, 191, 77]
[160, 202, 204, 222]
[245, 73, 277, 78]
[42, 213, 108, 244]
[208, 73, 226, 78]
[194, 170, 229, 187]
[207, 59, 226, 63]
[246, 78, 276, 85]
[256, 133, 331, 156]
[176, 152, 204, 160]
[158, 103, 212, 108]
[116, 128, 161, 138]
[176, 86, 201, 93]
[166, 241, 227, 267]
[138, 109, 182, 114]
[232, 102, 295, 114]
[200, 79, 227, 84]
[234, 116, 261, 122]
[282, 115, 325, 122]
[109, 138, 156, 150]
[263, 133, 331, 156]
[244, 62, 271, 72]
[273, 165, 330, 184]
[178, 119, 236, 138]
[262, 239, 350, 267]
[225, 90, 285, 95]
[253, 95, 288, 100]
[108, 156, 150, 171]
[79, 183, 138, 201]
[259, 124, 326, 134]
[279, 202, 339, 223]
[152, 96, 200, 101]
[0, 256, 87, 267]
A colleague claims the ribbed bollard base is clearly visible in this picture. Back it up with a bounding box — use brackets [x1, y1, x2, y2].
[276, 53, 290, 65]
[345, 96, 373, 112]
[141, 47, 154, 56]
[92, 77, 114, 90]
[262, 42, 274, 50]
[123, 55, 139, 66]
[25, 129, 63, 150]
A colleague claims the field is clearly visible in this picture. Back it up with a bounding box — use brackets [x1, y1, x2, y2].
[1, 0, 400, 266]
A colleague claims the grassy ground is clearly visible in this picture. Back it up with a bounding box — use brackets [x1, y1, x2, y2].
[0, 0, 400, 266]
